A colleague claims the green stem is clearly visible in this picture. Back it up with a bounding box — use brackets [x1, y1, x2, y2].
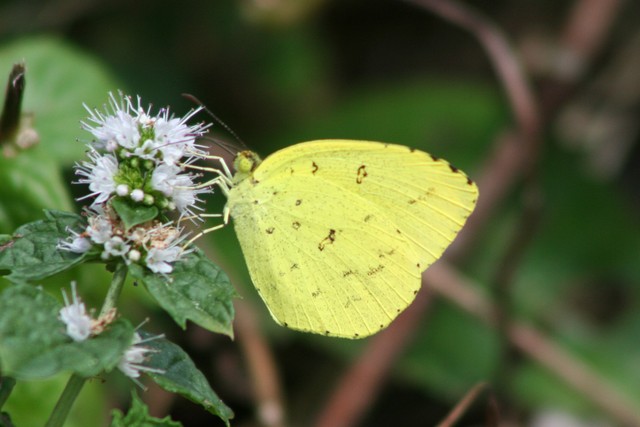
[44, 374, 84, 427]
[45, 262, 128, 427]
[0, 376, 16, 410]
[100, 262, 128, 317]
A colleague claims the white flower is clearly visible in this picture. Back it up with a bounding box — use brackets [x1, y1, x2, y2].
[58, 228, 92, 253]
[130, 189, 145, 202]
[118, 332, 164, 379]
[171, 174, 200, 215]
[59, 282, 92, 342]
[132, 138, 158, 161]
[87, 214, 113, 244]
[103, 236, 130, 259]
[144, 224, 191, 274]
[151, 164, 207, 216]
[128, 249, 141, 262]
[154, 109, 208, 166]
[82, 92, 208, 166]
[75, 150, 119, 205]
[145, 246, 182, 274]
[82, 93, 140, 151]
[151, 164, 180, 197]
[116, 184, 129, 196]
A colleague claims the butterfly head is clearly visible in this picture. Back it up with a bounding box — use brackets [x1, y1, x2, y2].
[232, 150, 262, 184]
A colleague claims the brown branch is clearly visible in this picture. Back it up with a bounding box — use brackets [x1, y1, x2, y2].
[436, 382, 495, 427]
[313, 287, 434, 427]
[428, 262, 640, 427]
[403, 0, 540, 139]
[558, 0, 623, 81]
[235, 300, 287, 427]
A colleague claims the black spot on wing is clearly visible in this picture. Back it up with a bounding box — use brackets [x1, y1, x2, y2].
[292, 221, 301, 230]
[356, 164, 368, 184]
[312, 161, 319, 174]
[367, 264, 385, 276]
[295, 199, 302, 206]
[318, 229, 336, 251]
[449, 164, 459, 173]
[266, 227, 275, 234]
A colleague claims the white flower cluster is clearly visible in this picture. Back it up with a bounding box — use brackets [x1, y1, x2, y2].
[59, 92, 207, 274]
[76, 92, 210, 217]
[59, 205, 191, 274]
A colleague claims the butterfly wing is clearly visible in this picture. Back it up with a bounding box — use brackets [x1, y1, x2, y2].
[226, 140, 477, 338]
[249, 140, 478, 269]
[228, 173, 422, 338]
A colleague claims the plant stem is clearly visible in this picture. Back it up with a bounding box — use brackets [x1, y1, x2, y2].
[44, 374, 84, 427]
[100, 262, 128, 317]
[45, 262, 128, 427]
[0, 376, 16, 410]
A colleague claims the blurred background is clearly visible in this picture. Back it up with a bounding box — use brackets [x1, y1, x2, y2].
[1, 0, 640, 426]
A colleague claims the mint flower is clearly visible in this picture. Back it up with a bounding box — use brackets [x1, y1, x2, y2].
[59, 92, 215, 274]
[75, 92, 211, 218]
[118, 332, 164, 380]
[59, 282, 92, 342]
[57, 228, 92, 253]
[82, 92, 208, 165]
[75, 151, 119, 205]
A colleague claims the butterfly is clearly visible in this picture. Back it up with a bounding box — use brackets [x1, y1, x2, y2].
[204, 139, 478, 338]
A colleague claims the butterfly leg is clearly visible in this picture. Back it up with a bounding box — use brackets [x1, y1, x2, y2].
[181, 204, 230, 249]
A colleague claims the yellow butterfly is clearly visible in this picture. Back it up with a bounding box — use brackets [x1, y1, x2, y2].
[204, 140, 478, 339]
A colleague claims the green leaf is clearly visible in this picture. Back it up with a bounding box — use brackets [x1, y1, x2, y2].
[0, 284, 134, 379]
[141, 333, 233, 426]
[130, 250, 236, 337]
[0, 210, 93, 282]
[0, 36, 122, 232]
[0, 36, 121, 164]
[111, 198, 159, 230]
[110, 392, 182, 427]
[0, 151, 73, 234]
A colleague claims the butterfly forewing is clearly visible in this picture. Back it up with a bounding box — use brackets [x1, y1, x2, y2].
[252, 140, 478, 269]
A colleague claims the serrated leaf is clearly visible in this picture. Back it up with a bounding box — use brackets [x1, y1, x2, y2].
[110, 393, 182, 427]
[130, 250, 236, 337]
[141, 333, 233, 426]
[0, 210, 93, 282]
[111, 198, 159, 230]
[0, 284, 134, 379]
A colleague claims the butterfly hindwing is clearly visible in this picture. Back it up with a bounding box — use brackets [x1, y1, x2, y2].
[229, 171, 421, 338]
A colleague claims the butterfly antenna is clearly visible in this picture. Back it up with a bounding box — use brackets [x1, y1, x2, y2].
[182, 93, 247, 150]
